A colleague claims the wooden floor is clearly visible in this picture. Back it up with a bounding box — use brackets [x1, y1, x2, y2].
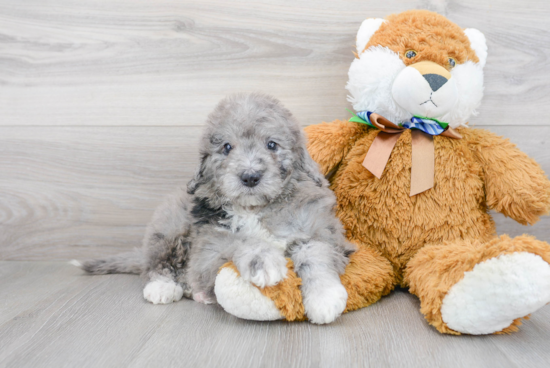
[0, 261, 549, 368]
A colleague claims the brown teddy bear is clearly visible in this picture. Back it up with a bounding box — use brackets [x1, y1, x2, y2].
[214, 10, 550, 335]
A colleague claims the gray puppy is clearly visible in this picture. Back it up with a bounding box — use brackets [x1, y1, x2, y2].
[77, 93, 355, 324]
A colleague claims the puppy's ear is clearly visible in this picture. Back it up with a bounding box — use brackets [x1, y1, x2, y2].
[187, 153, 209, 195]
[295, 146, 326, 187]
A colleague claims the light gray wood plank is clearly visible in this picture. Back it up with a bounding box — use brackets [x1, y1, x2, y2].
[0, 0, 549, 127]
[0, 126, 201, 260]
[1, 125, 549, 260]
[0, 261, 549, 368]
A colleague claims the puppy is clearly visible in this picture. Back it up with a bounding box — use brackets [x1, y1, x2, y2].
[78, 93, 355, 324]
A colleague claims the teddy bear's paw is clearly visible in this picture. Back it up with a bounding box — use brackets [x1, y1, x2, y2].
[215, 266, 284, 321]
[237, 253, 288, 288]
[143, 278, 184, 305]
[303, 282, 348, 324]
[441, 252, 550, 334]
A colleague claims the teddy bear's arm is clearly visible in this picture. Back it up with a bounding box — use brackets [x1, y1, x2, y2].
[304, 120, 367, 176]
[470, 129, 550, 225]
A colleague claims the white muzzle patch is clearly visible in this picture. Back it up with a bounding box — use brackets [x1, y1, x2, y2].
[392, 62, 458, 119]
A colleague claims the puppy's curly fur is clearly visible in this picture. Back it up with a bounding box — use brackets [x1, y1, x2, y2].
[78, 93, 355, 324]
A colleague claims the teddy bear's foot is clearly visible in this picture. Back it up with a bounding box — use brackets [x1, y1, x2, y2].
[215, 264, 283, 320]
[215, 248, 395, 322]
[215, 260, 305, 321]
[441, 252, 550, 335]
[406, 235, 550, 335]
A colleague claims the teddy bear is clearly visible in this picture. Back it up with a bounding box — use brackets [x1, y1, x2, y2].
[213, 9, 550, 335]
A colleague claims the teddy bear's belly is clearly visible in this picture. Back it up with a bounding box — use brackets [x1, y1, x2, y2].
[332, 131, 495, 278]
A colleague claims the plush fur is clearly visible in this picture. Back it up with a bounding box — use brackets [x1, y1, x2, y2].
[76, 93, 355, 324]
[407, 235, 550, 334]
[306, 10, 550, 334]
[348, 10, 485, 128]
[217, 10, 550, 335]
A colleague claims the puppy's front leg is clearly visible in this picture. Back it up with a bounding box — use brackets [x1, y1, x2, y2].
[289, 240, 349, 324]
[233, 241, 288, 288]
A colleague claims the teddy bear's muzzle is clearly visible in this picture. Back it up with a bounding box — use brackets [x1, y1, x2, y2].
[392, 60, 458, 119]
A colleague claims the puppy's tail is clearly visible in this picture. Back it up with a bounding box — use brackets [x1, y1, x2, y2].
[71, 248, 144, 275]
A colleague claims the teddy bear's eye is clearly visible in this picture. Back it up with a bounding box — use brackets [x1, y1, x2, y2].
[405, 50, 417, 59]
[449, 57, 456, 68]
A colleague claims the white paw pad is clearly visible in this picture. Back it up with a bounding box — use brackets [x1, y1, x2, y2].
[143, 279, 184, 305]
[193, 291, 215, 305]
[304, 282, 348, 324]
[215, 267, 283, 321]
[441, 252, 550, 334]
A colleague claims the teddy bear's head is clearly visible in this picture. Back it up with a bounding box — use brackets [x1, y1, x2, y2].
[347, 10, 487, 129]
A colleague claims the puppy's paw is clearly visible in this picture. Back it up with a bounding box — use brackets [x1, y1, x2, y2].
[143, 279, 184, 305]
[192, 291, 215, 305]
[238, 254, 288, 288]
[303, 282, 348, 324]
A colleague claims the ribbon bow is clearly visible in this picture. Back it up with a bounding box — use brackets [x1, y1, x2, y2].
[349, 110, 462, 196]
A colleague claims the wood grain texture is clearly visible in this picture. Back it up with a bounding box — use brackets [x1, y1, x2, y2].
[0, 261, 549, 368]
[0, 0, 549, 126]
[1, 125, 549, 261]
[1, 1, 550, 366]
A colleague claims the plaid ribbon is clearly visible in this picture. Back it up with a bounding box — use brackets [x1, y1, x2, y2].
[352, 110, 448, 136]
[347, 110, 461, 196]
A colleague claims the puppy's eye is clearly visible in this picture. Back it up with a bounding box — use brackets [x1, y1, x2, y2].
[223, 143, 232, 155]
[405, 50, 417, 59]
[448, 57, 456, 68]
[267, 141, 277, 151]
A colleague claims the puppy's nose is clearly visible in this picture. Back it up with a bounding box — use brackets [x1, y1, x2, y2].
[423, 73, 448, 92]
[241, 172, 262, 187]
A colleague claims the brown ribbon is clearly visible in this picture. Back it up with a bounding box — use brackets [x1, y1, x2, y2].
[361, 113, 462, 196]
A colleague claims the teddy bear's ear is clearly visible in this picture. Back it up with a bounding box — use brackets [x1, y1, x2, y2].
[464, 28, 488, 68]
[356, 18, 386, 55]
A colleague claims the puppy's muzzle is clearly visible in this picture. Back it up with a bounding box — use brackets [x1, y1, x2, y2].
[240, 171, 262, 188]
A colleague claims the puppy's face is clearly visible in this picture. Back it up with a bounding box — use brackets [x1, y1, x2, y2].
[188, 94, 318, 207]
[211, 112, 297, 207]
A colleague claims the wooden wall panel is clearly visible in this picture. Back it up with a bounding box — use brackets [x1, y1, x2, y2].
[1, 0, 549, 260]
[1, 125, 549, 260]
[0, 0, 549, 127]
[0, 126, 199, 260]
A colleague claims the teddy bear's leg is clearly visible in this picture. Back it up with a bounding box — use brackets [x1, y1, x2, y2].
[340, 246, 395, 312]
[215, 247, 395, 321]
[405, 235, 550, 335]
[215, 259, 306, 321]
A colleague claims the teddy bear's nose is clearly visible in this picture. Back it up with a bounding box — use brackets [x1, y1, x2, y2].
[423, 73, 448, 92]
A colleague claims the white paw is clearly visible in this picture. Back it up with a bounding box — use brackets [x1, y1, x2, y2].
[303, 282, 348, 324]
[193, 291, 215, 305]
[239, 254, 288, 288]
[143, 279, 184, 305]
[215, 267, 283, 321]
[441, 252, 550, 335]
